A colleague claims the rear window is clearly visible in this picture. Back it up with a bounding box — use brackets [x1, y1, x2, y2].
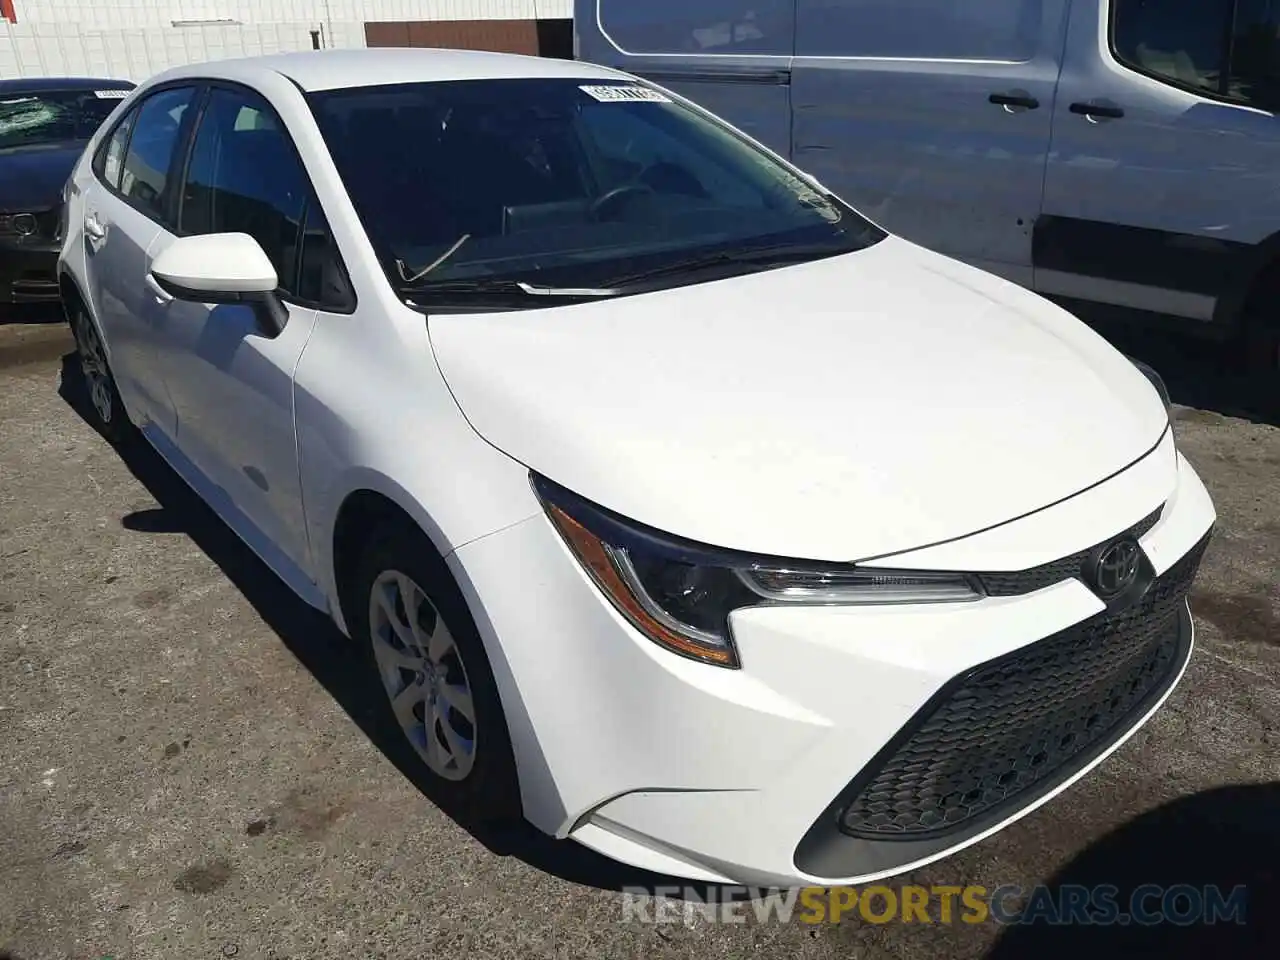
[0, 88, 127, 150]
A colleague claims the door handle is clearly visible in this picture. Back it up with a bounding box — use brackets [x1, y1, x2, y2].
[83, 213, 107, 240]
[1070, 101, 1125, 121]
[989, 92, 1040, 111]
[144, 273, 174, 304]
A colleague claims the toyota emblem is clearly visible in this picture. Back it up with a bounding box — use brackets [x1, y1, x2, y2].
[1092, 538, 1141, 598]
[10, 212, 37, 237]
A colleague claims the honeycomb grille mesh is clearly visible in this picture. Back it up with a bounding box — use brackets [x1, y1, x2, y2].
[976, 508, 1163, 597]
[839, 531, 1209, 840]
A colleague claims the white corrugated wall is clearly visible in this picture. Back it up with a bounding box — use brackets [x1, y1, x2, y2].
[0, 0, 573, 81]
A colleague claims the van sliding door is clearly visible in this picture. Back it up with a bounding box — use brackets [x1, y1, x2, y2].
[790, 0, 1068, 285]
[576, 0, 797, 158]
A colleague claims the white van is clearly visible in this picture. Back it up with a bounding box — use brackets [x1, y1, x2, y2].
[576, 0, 1280, 371]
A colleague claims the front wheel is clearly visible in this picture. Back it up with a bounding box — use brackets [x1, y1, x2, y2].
[351, 524, 521, 820]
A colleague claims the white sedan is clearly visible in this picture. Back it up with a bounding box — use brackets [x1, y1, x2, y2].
[58, 49, 1216, 888]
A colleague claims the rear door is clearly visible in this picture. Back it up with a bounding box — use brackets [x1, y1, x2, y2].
[1036, 0, 1280, 325]
[576, 0, 796, 157]
[790, 0, 1068, 285]
[81, 85, 198, 437]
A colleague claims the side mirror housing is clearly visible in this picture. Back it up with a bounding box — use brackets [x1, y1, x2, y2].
[150, 232, 287, 335]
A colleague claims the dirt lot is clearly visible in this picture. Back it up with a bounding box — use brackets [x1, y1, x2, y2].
[1, 314, 1278, 960]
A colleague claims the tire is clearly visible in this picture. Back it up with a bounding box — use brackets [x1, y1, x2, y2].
[350, 522, 521, 821]
[67, 300, 136, 446]
[1243, 314, 1280, 377]
[1240, 268, 1280, 377]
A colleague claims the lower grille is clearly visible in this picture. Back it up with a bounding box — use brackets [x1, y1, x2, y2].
[839, 531, 1209, 840]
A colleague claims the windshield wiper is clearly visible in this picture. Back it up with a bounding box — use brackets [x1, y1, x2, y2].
[401, 277, 620, 303]
[602, 240, 857, 289]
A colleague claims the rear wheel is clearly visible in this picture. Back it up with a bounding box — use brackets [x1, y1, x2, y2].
[1243, 317, 1280, 377]
[351, 523, 520, 820]
[67, 302, 135, 446]
[1240, 267, 1280, 377]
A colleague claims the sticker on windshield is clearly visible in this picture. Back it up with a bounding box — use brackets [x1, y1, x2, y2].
[579, 85, 671, 103]
[93, 89, 130, 99]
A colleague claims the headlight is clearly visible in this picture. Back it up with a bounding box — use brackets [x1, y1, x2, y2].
[533, 475, 983, 669]
[1127, 356, 1172, 417]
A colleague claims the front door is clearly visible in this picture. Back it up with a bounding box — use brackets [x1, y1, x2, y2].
[790, 0, 1068, 285]
[148, 84, 318, 579]
[1037, 0, 1280, 324]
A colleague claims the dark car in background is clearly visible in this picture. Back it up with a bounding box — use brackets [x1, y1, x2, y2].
[1, 76, 134, 305]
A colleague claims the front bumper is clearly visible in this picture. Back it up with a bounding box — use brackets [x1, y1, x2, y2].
[449, 443, 1216, 887]
[0, 240, 61, 303]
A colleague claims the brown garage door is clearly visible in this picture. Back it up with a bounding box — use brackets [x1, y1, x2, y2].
[364, 19, 573, 58]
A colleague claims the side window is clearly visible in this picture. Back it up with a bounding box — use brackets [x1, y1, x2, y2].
[796, 0, 1043, 61]
[1227, 0, 1280, 108]
[179, 87, 307, 297]
[599, 0, 794, 56]
[1111, 0, 1233, 96]
[297, 201, 356, 310]
[119, 87, 195, 221]
[93, 106, 137, 190]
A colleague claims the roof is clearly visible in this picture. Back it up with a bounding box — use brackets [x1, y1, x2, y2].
[0, 76, 135, 94]
[152, 47, 628, 93]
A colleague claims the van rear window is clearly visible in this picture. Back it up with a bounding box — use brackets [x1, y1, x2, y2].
[597, 0, 794, 56]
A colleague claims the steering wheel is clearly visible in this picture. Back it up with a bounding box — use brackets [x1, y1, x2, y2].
[591, 182, 656, 220]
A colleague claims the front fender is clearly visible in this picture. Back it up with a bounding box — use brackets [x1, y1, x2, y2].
[292, 310, 541, 636]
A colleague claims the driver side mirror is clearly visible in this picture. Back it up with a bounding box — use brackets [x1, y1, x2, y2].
[149, 232, 288, 336]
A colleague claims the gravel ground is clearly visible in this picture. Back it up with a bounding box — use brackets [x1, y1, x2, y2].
[1, 314, 1277, 960]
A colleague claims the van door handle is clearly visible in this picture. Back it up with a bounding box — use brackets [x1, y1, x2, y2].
[989, 92, 1040, 111]
[1070, 101, 1125, 120]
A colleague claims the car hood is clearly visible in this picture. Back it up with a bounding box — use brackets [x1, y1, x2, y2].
[429, 236, 1169, 563]
[0, 142, 83, 211]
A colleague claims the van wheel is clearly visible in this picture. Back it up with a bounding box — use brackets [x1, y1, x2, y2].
[350, 522, 521, 821]
[1239, 262, 1280, 376]
[1243, 315, 1280, 376]
[68, 303, 135, 446]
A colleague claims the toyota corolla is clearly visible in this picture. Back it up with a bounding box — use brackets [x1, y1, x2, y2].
[57, 49, 1215, 887]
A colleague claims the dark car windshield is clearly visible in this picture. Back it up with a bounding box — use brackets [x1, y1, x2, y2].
[308, 78, 884, 298]
[0, 89, 125, 150]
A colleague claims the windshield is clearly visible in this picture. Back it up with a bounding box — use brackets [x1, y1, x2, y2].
[0, 89, 126, 150]
[308, 78, 884, 299]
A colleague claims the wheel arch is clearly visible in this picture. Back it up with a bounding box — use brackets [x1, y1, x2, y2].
[58, 267, 114, 363]
[327, 481, 534, 821]
[329, 482, 454, 639]
[1213, 228, 1280, 333]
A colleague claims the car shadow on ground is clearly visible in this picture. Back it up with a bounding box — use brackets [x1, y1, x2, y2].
[984, 783, 1278, 959]
[0, 303, 63, 326]
[56, 351, 706, 896]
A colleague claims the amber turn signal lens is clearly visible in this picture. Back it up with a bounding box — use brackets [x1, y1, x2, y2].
[544, 502, 739, 667]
